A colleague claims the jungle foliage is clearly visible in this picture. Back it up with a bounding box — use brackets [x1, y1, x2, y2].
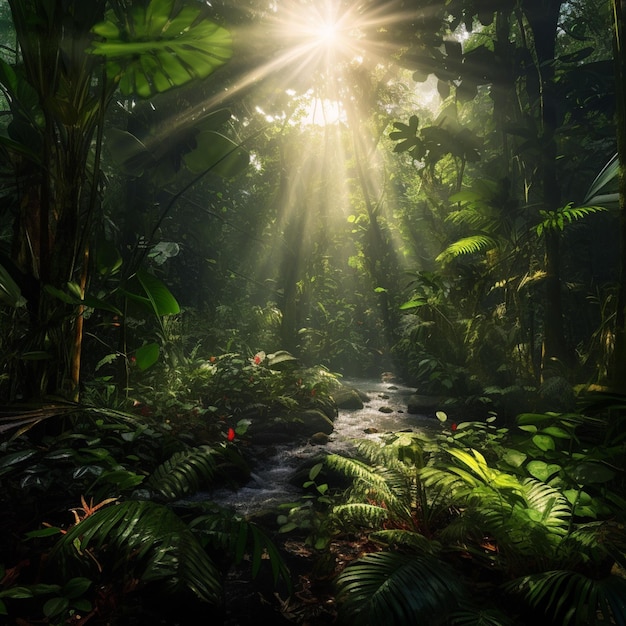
[0, 0, 625, 624]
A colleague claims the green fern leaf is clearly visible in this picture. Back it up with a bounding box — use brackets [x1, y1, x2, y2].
[332, 503, 389, 529]
[436, 235, 499, 262]
[148, 445, 218, 500]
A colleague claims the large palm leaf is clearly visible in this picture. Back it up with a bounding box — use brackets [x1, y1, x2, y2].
[49, 500, 222, 604]
[504, 570, 626, 626]
[335, 551, 466, 626]
[148, 444, 219, 501]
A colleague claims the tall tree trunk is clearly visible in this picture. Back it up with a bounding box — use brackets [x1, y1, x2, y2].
[523, 0, 572, 378]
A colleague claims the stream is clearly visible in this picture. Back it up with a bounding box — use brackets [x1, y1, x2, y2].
[209, 377, 438, 516]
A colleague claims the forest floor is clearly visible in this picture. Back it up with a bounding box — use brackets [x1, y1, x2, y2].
[221, 532, 376, 626]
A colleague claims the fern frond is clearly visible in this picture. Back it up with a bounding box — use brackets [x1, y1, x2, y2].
[331, 503, 390, 529]
[327, 454, 412, 522]
[420, 465, 471, 499]
[335, 551, 466, 625]
[148, 445, 218, 500]
[521, 478, 570, 532]
[50, 500, 222, 604]
[369, 529, 440, 555]
[446, 206, 493, 228]
[505, 570, 626, 626]
[436, 235, 499, 262]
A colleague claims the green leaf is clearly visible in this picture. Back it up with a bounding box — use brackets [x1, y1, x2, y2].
[502, 448, 527, 468]
[540, 426, 571, 439]
[0, 587, 35, 599]
[309, 462, 323, 481]
[532, 434, 556, 452]
[135, 343, 160, 370]
[399, 299, 426, 310]
[183, 131, 249, 178]
[25, 526, 63, 539]
[62, 578, 92, 600]
[137, 269, 180, 316]
[571, 461, 615, 485]
[43, 598, 70, 617]
[89, 0, 233, 98]
[526, 460, 561, 482]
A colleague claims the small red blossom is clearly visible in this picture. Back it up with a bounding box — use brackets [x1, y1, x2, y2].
[451, 423, 458, 431]
[210, 356, 216, 363]
[130, 356, 136, 363]
[227, 427, 236, 442]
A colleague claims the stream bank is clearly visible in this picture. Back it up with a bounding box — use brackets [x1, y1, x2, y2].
[210, 376, 440, 625]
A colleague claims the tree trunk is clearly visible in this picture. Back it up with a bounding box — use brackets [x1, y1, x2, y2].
[523, 0, 572, 378]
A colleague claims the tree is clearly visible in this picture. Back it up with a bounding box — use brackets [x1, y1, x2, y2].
[0, 0, 234, 400]
[390, 0, 615, 383]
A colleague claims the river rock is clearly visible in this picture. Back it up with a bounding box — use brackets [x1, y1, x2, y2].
[407, 394, 448, 415]
[247, 408, 334, 442]
[309, 432, 330, 445]
[378, 406, 393, 413]
[331, 386, 367, 409]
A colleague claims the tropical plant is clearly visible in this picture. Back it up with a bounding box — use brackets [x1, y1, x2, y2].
[322, 410, 626, 625]
[0, 0, 241, 401]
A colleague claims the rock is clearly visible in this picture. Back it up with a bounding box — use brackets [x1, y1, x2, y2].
[310, 432, 330, 445]
[331, 386, 366, 410]
[378, 406, 393, 413]
[407, 394, 448, 415]
[363, 427, 379, 433]
[247, 408, 334, 442]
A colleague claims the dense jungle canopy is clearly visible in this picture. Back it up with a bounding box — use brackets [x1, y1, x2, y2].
[0, 1, 625, 625]
[0, 0, 624, 401]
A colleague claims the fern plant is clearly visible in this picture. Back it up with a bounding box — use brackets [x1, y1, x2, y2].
[326, 432, 453, 538]
[326, 422, 626, 626]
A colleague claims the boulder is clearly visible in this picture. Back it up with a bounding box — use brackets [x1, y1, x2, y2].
[331, 386, 367, 410]
[407, 394, 448, 415]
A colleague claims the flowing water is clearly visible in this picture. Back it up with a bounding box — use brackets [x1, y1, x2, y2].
[209, 377, 438, 516]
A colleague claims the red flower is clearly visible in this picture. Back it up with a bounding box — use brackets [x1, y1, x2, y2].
[451, 423, 458, 431]
[227, 427, 236, 442]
